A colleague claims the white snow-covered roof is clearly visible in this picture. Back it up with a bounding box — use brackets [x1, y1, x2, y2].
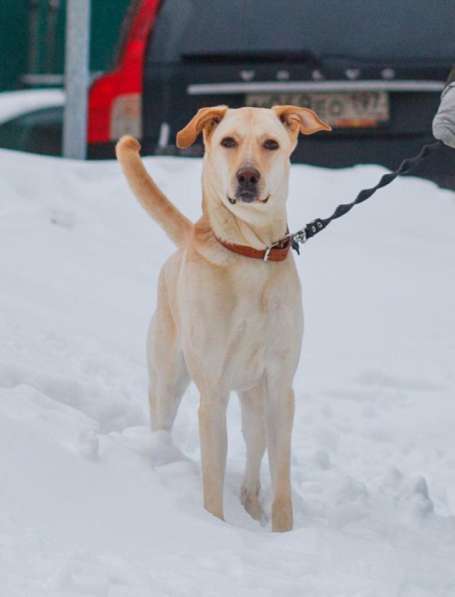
[0, 89, 64, 124]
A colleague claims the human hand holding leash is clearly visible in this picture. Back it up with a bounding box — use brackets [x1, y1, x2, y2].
[433, 67, 455, 149]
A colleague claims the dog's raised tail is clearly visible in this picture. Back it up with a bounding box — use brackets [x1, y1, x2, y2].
[116, 135, 193, 247]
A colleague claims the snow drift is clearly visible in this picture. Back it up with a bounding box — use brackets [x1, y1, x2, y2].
[1, 144, 455, 596]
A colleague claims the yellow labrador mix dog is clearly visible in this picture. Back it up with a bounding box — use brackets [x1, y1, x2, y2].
[116, 105, 330, 531]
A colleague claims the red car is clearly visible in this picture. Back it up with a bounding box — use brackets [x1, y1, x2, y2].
[88, 0, 158, 155]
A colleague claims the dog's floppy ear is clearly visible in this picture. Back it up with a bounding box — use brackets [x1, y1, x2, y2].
[176, 105, 228, 149]
[272, 105, 331, 136]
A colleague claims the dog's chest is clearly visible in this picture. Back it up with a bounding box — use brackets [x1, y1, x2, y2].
[180, 258, 302, 390]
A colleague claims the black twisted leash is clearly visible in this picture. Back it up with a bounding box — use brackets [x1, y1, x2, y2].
[288, 140, 444, 254]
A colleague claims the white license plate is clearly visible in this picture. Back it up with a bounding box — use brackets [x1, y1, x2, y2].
[246, 91, 390, 128]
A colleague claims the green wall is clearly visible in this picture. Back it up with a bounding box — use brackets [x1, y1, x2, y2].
[91, 1, 132, 71]
[0, 0, 132, 90]
[0, 1, 28, 90]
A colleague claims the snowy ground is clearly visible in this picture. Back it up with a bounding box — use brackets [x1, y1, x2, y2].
[1, 141, 455, 596]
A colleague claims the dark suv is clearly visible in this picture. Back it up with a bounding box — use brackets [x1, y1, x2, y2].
[2, 1, 452, 186]
[88, 0, 455, 185]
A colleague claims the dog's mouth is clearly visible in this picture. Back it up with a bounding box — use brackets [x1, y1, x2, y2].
[228, 193, 270, 205]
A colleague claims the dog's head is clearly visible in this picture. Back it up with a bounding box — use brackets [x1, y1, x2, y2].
[176, 105, 331, 214]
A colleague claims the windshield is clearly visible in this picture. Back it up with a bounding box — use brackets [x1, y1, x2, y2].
[147, 0, 455, 64]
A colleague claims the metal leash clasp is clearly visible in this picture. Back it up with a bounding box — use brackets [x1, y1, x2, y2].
[289, 229, 307, 256]
[293, 229, 307, 245]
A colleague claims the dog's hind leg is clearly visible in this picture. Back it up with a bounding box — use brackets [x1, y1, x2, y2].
[239, 383, 266, 522]
[147, 274, 189, 432]
[148, 348, 188, 432]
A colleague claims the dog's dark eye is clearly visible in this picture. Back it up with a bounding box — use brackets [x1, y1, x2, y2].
[263, 139, 279, 151]
[220, 137, 237, 148]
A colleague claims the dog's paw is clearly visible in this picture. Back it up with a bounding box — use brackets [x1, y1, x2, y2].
[241, 485, 264, 522]
[272, 497, 293, 532]
[119, 427, 185, 466]
[149, 430, 186, 466]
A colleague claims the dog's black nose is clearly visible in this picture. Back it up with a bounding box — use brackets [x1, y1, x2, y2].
[236, 167, 261, 187]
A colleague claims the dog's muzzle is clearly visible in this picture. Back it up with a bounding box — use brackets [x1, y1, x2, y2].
[235, 166, 261, 203]
[229, 166, 270, 204]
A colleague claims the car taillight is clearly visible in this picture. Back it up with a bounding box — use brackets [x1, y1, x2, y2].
[110, 93, 142, 139]
[87, 0, 159, 145]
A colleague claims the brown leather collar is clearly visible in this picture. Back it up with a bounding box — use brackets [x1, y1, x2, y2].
[214, 234, 291, 262]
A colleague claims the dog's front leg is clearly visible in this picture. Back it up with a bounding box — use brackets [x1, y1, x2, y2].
[266, 384, 295, 532]
[198, 392, 229, 521]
